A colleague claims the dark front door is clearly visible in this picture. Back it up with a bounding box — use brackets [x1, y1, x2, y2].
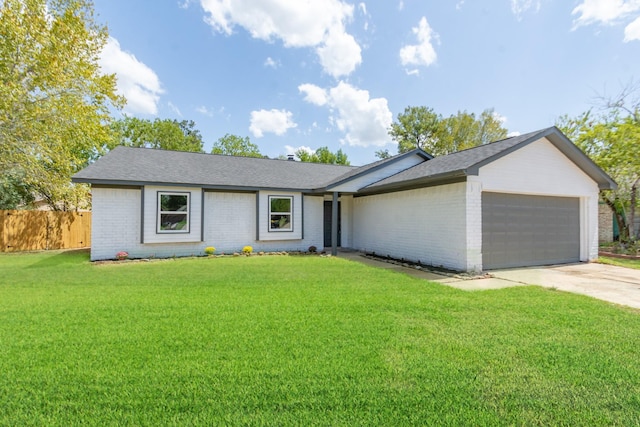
[323, 201, 341, 247]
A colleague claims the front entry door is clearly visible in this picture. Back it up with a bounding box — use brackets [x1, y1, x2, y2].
[323, 201, 341, 247]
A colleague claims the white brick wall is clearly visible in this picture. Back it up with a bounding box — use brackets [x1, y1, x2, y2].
[91, 188, 142, 261]
[352, 183, 469, 271]
[340, 195, 354, 248]
[465, 177, 483, 272]
[90, 188, 324, 260]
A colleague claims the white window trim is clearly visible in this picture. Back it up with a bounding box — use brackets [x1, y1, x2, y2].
[157, 191, 190, 234]
[268, 195, 293, 232]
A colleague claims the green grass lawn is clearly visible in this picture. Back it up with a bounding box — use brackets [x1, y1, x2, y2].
[1, 250, 639, 425]
[598, 255, 640, 270]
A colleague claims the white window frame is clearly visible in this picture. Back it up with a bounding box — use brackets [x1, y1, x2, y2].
[268, 195, 293, 232]
[157, 191, 190, 233]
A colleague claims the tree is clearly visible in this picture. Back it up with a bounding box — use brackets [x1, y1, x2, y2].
[389, 107, 508, 156]
[212, 134, 263, 158]
[374, 149, 392, 160]
[0, 169, 35, 210]
[557, 109, 640, 242]
[294, 147, 351, 165]
[389, 106, 440, 154]
[111, 117, 204, 152]
[0, 0, 123, 210]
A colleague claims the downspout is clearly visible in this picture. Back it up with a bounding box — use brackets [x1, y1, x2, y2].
[332, 192, 339, 256]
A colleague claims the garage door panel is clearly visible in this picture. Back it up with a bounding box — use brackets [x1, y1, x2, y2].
[482, 193, 580, 270]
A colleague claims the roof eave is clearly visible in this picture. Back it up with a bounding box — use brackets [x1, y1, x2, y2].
[355, 171, 468, 196]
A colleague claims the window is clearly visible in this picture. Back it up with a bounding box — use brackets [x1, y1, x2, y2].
[157, 192, 189, 233]
[269, 196, 292, 232]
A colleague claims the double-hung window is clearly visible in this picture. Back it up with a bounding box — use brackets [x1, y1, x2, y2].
[157, 192, 190, 233]
[269, 196, 292, 232]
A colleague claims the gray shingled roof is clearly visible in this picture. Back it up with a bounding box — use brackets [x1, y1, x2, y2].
[363, 127, 616, 192]
[72, 146, 356, 190]
[73, 127, 616, 193]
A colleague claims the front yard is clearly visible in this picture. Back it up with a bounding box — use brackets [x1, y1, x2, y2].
[1, 250, 639, 425]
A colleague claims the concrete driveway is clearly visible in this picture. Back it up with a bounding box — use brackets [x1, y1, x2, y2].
[338, 251, 640, 309]
[441, 263, 640, 309]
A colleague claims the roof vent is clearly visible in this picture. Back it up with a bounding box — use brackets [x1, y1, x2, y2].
[287, 154, 295, 161]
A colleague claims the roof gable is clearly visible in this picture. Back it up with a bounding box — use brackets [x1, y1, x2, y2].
[362, 127, 616, 193]
[325, 149, 431, 192]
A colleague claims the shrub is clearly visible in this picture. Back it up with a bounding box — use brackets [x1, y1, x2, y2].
[308, 245, 317, 253]
[115, 251, 128, 261]
[242, 246, 253, 255]
[204, 246, 216, 255]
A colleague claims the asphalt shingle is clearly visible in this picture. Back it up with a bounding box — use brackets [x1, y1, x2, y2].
[73, 147, 357, 190]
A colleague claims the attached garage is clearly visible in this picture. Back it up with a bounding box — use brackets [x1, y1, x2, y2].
[481, 192, 580, 270]
[354, 127, 617, 272]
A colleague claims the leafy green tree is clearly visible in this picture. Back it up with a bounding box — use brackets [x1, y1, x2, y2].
[0, 169, 35, 210]
[557, 110, 640, 241]
[389, 107, 508, 156]
[294, 147, 350, 165]
[0, 0, 123, 210]
[111, 117, 204, 152]
[438, 109, 508, 153]
[212, 134, 263, 157]
[374, 149, 392, 160]
[389, 106, 441, 154]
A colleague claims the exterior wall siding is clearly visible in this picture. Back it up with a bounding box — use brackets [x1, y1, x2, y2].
[90, 187, 324, 260]
[352, 183, 469, 271]
[478, 137, 600, 261]
[340, 195, 354, 248]
[91, 187, 143, 261]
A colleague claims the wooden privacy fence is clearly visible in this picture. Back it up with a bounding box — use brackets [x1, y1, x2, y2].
[0, 210, 91, 252]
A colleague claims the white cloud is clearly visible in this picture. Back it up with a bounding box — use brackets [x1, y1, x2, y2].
[249, 109, 297, 138]
[168, 101, 182, 117]
[510, 0, 541, 20]
[298, 83, 329, 105]
[456, 1, 465, 10]
[624, 15, 640, 40]
[285, 145, 314, 157]
[399, 17, 438, 72]
[199, 0, 361, 77]
[99, 37, 163, 115]
[317, 30, 362, 78]
[264, 57, 280, 68]
[196, 105, 214, 117]
[572, 0, 640, 27]
[300, 81, 393, 147]
[507, 131, 521, 137]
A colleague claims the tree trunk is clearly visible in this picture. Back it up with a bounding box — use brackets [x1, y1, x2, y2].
[603, 194, 629, 242]
[631, 177, 640, 240]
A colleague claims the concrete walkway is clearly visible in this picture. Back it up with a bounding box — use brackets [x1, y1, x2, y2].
[337, 251, 640, 309]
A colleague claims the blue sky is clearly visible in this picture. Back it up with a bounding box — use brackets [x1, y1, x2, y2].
[95, 0, 640, 165]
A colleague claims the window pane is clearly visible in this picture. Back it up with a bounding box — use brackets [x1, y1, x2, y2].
[270, 214, 291, 230]
[161, 194, 188, 212]
[160, 213, 188, 230]
[270, 197, 291, 213]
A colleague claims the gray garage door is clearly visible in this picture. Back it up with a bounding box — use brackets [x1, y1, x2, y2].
[482, 192, 580, 270]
